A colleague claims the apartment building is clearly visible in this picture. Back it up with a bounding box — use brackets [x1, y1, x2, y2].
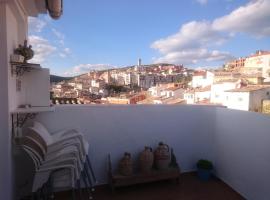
[224, 85, 270, 112]
[245, 50, 270, 81]
[191, 71, 214, 88]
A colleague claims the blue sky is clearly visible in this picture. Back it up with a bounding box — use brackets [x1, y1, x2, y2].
[28, 0, 270, 76]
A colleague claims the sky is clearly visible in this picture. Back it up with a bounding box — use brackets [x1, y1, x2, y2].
[28, 0, 270, 76]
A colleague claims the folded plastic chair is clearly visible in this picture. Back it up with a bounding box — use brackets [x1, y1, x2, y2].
[32, 121, 97, 187]
[25, 128, 83, 172]
[17, 136, 79, 200]
[24, 129, 94, 199]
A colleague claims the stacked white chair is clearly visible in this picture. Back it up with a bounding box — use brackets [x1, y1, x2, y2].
[18, 135, 79, 199]
[32, 121, 97, 186]
[19, 121, 96, 199]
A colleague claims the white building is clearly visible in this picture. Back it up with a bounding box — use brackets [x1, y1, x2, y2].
[184, 86, 211, 104]
[224, 85, 270, 112]
[192, 71, 214, 88]
[67, 82, 76, 87]
[161, 87, 184, 99]
[245, 51, 270, 81]
[148, 84, 168, 97]
[210, 80, 240, 104]
[75, 83, 83, 90]
[184, 90, 195, 104]
[91, 79, 105, 88]
[194, 86, 211, 103]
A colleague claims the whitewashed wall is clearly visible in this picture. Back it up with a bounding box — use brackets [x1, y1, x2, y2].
[0, 3, 12, 200]
[224, 92, 250, 111]
[0, 1, 27, 199]
[215, 108, 270, 200]
[37, 105, 217, 184]
[34, 105, 270, 200]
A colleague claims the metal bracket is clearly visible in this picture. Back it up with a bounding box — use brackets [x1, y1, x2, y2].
[11, 113, 38, 138]
[10, 62, 41, 77]
[11, 65, 31, 76]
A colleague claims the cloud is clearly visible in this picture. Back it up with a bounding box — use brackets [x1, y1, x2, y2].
[64, 64, 116, 76]
[196, 0, 208, 5]
[52, 28, 65, 45]
[151, 0, 270, 65]
[151, 21, 228, 54]
[28, 17, 46, 32]
[28, 35, 57, 63]
[63, 48, 71, 54]
[154, 49, 234, 64]
[213, 0, 270, 37]
[59, 48, 71, 58]
[27, 16, 73, 67]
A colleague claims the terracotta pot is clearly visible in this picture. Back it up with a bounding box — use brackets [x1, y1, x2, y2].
[139, 146, 154, 173]
[118, 152, 133, 176]
[154, 142, 170, 170]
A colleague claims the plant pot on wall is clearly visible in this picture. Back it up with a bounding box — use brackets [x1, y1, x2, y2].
[196, 159, 213, 181]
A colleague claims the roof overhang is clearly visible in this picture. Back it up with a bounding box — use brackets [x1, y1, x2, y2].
[17, 0, 47, 17]
[17, 0, 63, 19]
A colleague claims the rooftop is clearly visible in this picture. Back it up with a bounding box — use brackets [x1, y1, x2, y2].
[193, 71, 206, 77]
[226, 85, 270, 92]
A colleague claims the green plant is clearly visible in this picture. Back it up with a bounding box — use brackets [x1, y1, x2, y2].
[197, 159, 213, 170]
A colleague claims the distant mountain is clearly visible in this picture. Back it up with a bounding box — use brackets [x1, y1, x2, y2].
[50, 75, 73, 83]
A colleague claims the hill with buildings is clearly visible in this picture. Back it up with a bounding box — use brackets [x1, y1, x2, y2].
[50, 75, 73, 83]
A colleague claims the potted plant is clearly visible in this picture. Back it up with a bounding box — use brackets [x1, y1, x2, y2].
[196, 159, 213, 181]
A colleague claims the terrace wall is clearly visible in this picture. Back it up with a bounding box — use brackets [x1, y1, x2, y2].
[215, 108, 270, 200]
[26, 105, 270, 200]
[37, 105, 216, 184]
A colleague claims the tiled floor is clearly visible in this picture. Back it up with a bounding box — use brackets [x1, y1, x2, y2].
[55, 172, 245, 200]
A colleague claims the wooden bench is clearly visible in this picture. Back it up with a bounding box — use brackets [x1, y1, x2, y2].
[108, 154, 181, 192]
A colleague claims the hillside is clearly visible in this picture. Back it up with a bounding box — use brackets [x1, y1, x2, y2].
[50, 75, 73, 83]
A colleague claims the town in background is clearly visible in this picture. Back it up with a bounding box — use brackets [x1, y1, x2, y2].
[51, 50, 270, 114]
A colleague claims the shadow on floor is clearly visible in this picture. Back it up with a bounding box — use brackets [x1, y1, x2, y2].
[55, 172, 245, 200]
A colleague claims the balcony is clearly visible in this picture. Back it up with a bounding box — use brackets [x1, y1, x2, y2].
[15, 104, 270, 200]
[2, 1, 269, 200]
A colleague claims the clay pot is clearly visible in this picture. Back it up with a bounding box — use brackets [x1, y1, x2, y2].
[154, 142, 171, 170]
[139, 146, 154, 173]
[118, 152, 133, 176]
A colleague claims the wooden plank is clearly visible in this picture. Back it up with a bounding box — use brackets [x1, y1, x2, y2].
[111, 167, 181, 188]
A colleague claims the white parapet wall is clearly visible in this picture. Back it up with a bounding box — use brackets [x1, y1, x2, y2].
[36, 105, 217, 183]
[31, 105, 270, 200]
[214, 108, 270, 200]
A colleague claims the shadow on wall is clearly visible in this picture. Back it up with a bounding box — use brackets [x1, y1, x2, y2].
[14, 105, 270, 200]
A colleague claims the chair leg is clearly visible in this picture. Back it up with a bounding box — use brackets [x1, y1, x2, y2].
[31, 192, 35, 200]
[71, 188, 76, 200]
[40, 186, 45, 200]
[86, 156, 97, 183]
[48, 173, 54, 200]
[84, 163, 95, 192]
[77, 180, 82, 200]
[82, 170, 93, 199]
[44, 181, 52, 200]
[37, 188, 41, 200]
